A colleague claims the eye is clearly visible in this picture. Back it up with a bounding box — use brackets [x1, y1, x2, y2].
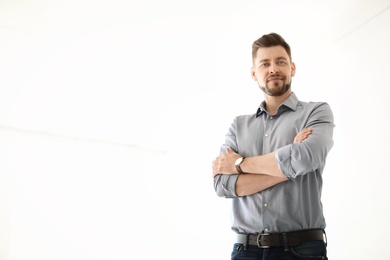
[277, 60, 287, 65]
[260, 63, 270, 68]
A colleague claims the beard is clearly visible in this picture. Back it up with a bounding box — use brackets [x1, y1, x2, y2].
[259, 77, 291, 96]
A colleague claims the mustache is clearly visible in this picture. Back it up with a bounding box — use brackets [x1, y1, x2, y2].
[266, 74, 285, 81]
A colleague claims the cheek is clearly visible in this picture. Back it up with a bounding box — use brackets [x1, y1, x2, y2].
[255, 71, 266, 81]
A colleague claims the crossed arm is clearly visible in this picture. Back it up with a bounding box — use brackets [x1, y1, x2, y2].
[212, 128, 312, 197]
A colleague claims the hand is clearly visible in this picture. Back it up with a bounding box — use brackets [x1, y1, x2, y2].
[293, 128, 312, 144]
[212, 148, 241, 177]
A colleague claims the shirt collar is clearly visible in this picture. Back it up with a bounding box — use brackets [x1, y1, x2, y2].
[256, 92, 299, 117]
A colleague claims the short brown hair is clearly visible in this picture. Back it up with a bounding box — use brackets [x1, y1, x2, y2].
[252, 33, 292, 62]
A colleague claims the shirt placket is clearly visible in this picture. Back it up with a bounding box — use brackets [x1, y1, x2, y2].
[261, 113, 274, 233]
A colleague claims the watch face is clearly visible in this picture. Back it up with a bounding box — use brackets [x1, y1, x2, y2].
[235, 157, 243, 166]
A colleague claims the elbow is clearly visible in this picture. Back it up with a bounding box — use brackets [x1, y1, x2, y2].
[215, 186, 226, 198]
[213, 175, 237, 198]
[290, 143, 333, 177]
[290, 157, 327, 177]
[213, 175, 226, 197]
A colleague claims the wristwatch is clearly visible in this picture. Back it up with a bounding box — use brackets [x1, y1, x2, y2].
[235, 157, 246, 174]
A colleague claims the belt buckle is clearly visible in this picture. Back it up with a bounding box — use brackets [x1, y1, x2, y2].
[256, 233, 270, 248]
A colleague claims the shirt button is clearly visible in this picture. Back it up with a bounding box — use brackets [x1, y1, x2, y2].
[264, 203, 268, 207]
[270, 116, 273, 119]
[264, 228, 269, 233]
[265, 134, 268, 137]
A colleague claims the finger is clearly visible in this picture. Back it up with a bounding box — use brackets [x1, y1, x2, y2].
[300, 128, 312, 136]
[294, 136, 304, 144]
[298, 131, 312, 141]
[302, 129, 312, 137]
[212, 164, 217, 177]
[293, 138, 302, 144]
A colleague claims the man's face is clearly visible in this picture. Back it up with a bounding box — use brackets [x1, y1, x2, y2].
[251, 45, 296, 96]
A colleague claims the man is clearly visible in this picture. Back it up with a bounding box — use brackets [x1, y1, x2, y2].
[212, 33, 334, 259]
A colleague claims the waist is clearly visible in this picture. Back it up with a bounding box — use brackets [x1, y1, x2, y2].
[236, 229, 326, 248]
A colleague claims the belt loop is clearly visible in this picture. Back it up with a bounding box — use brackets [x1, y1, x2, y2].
[282, 233, 289, 251]
[322, 229, 327, 247]
[243, 234, 248, 250]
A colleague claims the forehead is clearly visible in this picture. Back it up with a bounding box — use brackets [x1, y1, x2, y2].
[254, 45, 290, 61]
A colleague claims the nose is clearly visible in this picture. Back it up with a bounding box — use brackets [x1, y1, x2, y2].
[269, 64, 279, 74]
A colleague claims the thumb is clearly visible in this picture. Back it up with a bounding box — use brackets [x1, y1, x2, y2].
[226, 148, 234, 154]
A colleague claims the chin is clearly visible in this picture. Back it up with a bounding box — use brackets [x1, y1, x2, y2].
[266, 85, 290, 96]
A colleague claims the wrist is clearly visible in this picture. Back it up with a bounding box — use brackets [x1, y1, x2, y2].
[235, 157, 246, 174]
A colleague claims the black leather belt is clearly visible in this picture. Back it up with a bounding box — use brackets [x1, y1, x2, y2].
[236, 229, 326, 248]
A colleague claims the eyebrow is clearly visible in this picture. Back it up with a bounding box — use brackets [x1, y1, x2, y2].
[259, 57, 288, 62]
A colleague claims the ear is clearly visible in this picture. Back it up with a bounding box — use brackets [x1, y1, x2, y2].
[291, 62, 296, 77]
[251, 67, 257, 81]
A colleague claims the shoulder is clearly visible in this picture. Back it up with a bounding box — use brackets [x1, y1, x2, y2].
[297, 100, 333, 111]
[227, 113, 258, 131]
[234, 113, 258, 123]
[297, 101, 334, 124]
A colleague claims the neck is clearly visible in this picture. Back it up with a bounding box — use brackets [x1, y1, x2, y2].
[264, 90, 292, 115]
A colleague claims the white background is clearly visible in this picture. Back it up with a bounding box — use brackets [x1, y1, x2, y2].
[1, 0, 390, 259]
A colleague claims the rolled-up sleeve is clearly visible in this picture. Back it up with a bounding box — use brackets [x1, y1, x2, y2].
[214, 174, 239, 198]
[275, 103, 334, 179]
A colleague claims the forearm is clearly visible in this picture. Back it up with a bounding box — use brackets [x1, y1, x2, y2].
[235, 173, 287, 197]
[235, 152, 288, 196]
[240, 152, 287, 178]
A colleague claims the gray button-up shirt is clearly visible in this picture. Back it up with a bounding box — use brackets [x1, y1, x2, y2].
[213, 92, 334, 234]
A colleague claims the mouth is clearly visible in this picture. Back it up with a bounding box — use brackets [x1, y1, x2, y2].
[267, 76, 284, 82]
